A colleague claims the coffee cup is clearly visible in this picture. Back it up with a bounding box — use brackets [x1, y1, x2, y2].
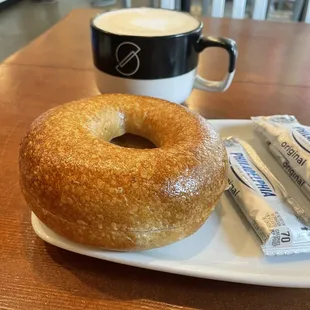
[91, 8, 237, 104]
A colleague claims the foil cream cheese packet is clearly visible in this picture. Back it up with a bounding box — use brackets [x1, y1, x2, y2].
[252, 115, 310, 197]
[268, 143, 310, 202]
[224, 137, 310, 256]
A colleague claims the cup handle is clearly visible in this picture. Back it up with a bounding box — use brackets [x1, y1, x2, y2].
[194, 36, 238, 92]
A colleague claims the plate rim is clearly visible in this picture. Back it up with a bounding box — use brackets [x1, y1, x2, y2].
[31, 213, 310, 288]
[30, 119, 310, 288]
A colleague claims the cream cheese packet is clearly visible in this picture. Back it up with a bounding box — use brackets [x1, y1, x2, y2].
[224, 137, 310, 256]
[252, 115, 310, 213]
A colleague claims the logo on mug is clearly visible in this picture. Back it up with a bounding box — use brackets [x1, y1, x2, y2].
[115, 42, 141, 76]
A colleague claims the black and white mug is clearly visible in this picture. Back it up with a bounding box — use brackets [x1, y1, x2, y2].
[91, 8, 237, 104]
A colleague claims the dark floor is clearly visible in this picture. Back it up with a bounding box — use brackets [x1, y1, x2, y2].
[0, 0, 296, 62]
[0, 0, 151, 61]
[0, 0, 241, 61]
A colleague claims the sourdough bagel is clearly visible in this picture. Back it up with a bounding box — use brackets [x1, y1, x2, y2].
[19, 94, 227, 250]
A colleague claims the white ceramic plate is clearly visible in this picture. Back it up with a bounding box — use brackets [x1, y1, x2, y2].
[31, 119, 310, 288]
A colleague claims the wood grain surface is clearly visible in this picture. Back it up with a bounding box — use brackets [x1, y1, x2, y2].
[2, 8, 310, 310]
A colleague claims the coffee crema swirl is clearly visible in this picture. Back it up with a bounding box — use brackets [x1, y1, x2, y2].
[93, 8, 201, 37]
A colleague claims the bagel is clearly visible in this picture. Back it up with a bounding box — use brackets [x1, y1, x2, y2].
[19, 94, 228, 251]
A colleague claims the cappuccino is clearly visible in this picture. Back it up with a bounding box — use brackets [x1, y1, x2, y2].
[91, 8, 237, 103]
[93, 8, 200, 37]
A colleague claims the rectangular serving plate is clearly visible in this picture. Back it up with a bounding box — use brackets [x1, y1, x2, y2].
[31, 119, 310, 288]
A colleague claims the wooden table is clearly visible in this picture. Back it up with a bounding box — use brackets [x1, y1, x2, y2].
[2, 8, 310, 310]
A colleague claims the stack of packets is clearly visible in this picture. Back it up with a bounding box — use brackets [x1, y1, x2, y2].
[224, 115, 310, 256]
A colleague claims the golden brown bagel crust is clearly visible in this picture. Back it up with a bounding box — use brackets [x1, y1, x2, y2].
[19, 94, 227, 250]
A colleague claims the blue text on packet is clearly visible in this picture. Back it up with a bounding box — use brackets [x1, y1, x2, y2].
[231, 152, 276, 198]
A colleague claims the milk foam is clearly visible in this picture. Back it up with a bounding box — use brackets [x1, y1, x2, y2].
[93, 8, 200, 37]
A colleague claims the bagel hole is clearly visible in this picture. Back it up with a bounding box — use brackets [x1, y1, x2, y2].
[110, 133, 156, 149]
